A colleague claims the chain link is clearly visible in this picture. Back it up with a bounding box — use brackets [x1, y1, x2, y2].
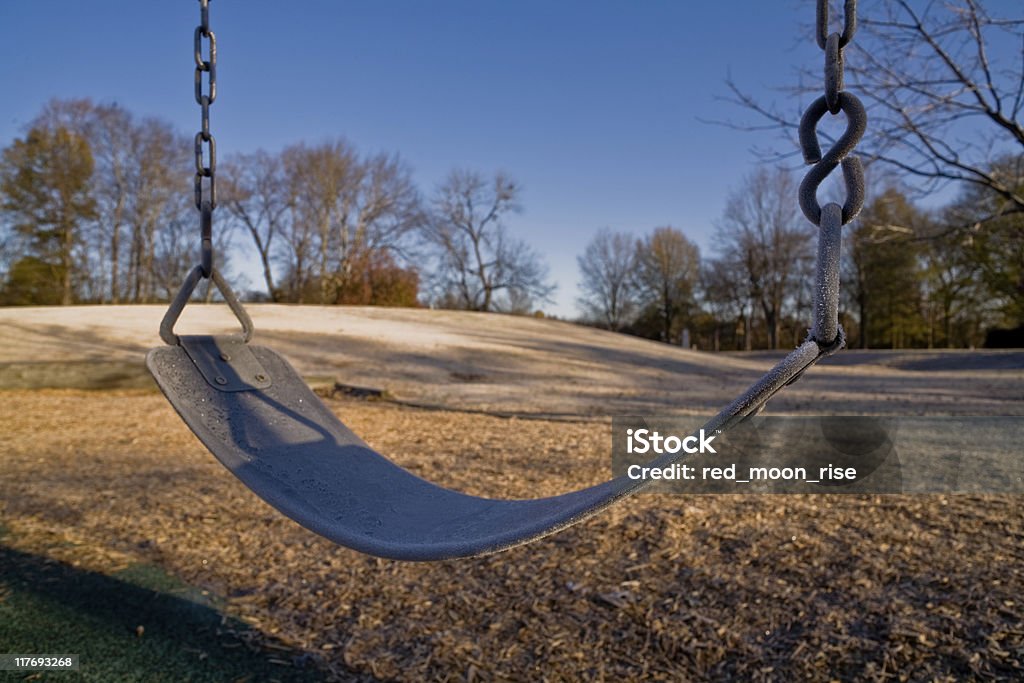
[194, 0, 216, 277]
[800, 0, 864, 227]
[816, 0, 857, 49]
[799, 0, 866, 348]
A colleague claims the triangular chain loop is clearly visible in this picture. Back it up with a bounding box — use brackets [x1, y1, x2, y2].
[159, 265, 254, 346]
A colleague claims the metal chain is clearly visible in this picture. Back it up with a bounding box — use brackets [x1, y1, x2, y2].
[160, 0, 251, 345]
[194, 0, 217, 277]
[799, 0, 866, 346]
[708, 0, 870, 431]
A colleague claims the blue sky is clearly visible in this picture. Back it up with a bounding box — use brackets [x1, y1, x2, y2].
[1, 1, 830, 315]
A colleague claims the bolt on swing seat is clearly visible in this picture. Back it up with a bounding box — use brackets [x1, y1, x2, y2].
[154, 0, 865, 561]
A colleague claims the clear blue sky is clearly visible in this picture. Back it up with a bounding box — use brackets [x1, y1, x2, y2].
[1, 1, 824, 315]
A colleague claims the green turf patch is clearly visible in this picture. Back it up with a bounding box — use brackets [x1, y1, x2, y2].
[0, 361, 157, 391]
[0, 545, 325, 682]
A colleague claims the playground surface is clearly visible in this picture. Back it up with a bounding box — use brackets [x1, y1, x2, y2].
[1, 305, 1021, 680]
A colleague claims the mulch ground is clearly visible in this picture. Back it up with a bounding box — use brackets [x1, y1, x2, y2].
[1, 389, 1022, 681]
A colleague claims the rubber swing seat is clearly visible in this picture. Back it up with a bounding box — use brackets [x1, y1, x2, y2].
[147, 339, 647, 560]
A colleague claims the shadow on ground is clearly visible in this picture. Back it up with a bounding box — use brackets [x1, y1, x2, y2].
[0, 542, 364, 682]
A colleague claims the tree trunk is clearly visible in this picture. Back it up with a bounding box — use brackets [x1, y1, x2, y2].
[858, 292, 868, 349]
[319, 218, 330, 305]
[743, 308, 753, 351]
[471, 230, 491, 312]
[295, 258, 304, 304]
[761, 299, 778, 350]
[943, 298, 954, 349]
[61, 217, 73, 306]
[260, 252, 278, 302]
[662, 283, 671, 343]
[142, 219, 156, 303]
[110, 225, 120, 304]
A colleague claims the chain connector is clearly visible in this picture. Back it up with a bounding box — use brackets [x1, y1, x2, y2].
[798, 92, 866, 225]
[160, 266, 254, 346]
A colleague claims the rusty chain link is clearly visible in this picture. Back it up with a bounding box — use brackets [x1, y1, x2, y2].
[194, 0, 216, 277]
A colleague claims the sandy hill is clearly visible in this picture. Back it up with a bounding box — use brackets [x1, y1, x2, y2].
[0, 304, 1021, 416]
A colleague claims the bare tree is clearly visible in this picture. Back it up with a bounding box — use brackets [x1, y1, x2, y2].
[724, 0, 1024, 221]
[30, 99, 197, 303]
[221, 150, 288, 301]
[576, 228, 637, 329]
[275, 141, 423, 304]
[633, 226, 700, 343]
[32, 99, 132, 302]
[86, 104, 134, 303]
[715, 167, 813, 349]
[122, 117, 191, 303]
[282, 141, 360, 304]
[354, 152, 423, 258]
[151, 197, 196, 301]
[944, 154, 1024, 326]
[425, 169, 553, 312]
[277, 148, 317, 302]
[701, 256, 754, 350]
[332, 151, 423, 303]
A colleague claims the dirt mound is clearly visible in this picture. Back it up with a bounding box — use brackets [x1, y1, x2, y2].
[1, 305, 1022, 416]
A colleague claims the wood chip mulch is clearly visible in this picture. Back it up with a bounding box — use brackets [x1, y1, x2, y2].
[1, 389, 1022, 681]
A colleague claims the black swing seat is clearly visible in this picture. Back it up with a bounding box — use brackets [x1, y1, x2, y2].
[147, 267, 837, 561]
[147, 330, 834, 561]
[145, 0, 863, 564]
[147, 336, 649, 561]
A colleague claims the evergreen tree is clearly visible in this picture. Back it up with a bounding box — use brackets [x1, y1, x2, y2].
[0, 126, 96, 305]
[849, 189, 927, 348]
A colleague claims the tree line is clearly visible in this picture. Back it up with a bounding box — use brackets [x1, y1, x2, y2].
[1, 97, 1020, 350]
[577, 164, 1023, 350]
[709, 0, 1023, 349]
[0, 99, 553, 313]
[2, 0, 1021, 349]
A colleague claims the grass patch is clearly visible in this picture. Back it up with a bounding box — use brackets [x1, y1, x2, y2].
[0, 361, 156, 391]
[0, 545, 324, 682]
